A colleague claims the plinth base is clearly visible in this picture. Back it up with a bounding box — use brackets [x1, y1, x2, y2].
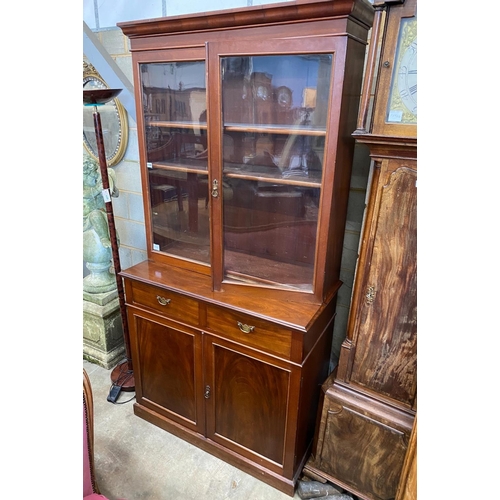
[83, 288, 125, 369]
[111, 359, 135, 391]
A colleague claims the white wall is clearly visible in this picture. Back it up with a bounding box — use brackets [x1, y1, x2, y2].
[83, 0, 292, 30]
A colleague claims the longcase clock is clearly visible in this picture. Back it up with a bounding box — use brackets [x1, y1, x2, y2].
[303, 1, 417, 499]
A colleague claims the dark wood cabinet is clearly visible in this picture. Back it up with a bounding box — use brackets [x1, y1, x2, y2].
[304, 1, 417, 499]
[122, 262, 339, 495]
[117, 1, 374, 495]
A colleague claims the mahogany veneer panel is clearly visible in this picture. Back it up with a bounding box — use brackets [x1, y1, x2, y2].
[137, 317, 198, 422]
[304, 375, 413, 500]
[211, 344, 289, 465]
[348, 165, 417, 407]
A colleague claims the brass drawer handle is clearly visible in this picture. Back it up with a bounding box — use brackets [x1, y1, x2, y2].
[156, 295, 171, 306]
[237, 321, 255, 334]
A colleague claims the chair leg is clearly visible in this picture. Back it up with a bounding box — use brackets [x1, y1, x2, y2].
[84, 369, 100, 495]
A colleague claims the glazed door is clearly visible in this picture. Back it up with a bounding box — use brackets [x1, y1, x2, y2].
[128, 308, 205, 434]
[207, 37, 347, 296]
[203, 334, 300, 477]
[135, 48, 211, 273]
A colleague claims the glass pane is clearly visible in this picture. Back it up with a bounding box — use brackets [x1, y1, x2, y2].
[141, 61, 207, 122]
[221, 54, 332, 291]
[149, 169, 210, 264]
[221, 54, 332, 128]
[223, 131, 325, 182]
[140, 61, 210, 265]
[141, 62, 208, 169]
[146, 125, 208, 170]
[386, 16, 417, 124]
[222, 178, 320, 289]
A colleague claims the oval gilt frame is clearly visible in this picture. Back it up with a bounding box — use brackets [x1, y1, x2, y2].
[83, 61, 128, 167]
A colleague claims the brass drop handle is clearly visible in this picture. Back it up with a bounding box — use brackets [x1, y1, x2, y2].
[237, 321, 255, 334]
[204, 385, 211, 399]
[156, 295, 171, 306]
[211, 179, 219, 198]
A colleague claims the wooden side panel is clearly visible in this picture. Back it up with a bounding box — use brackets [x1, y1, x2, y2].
[396, 414, 417, 500]
[349, 163, 417, 407]
[294, 312, 335, 472]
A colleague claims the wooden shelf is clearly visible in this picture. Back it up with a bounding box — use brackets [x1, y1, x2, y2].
[223, 167, 321, 188]
[148, 120, 208, 129]
[224, 123, 326, 136]
[149, 160, 208, 174]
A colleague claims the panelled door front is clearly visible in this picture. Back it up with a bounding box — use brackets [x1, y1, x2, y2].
[203, 334, 301, 477]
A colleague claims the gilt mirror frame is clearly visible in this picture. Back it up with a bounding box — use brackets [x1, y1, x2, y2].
[83, 61, 128, 166]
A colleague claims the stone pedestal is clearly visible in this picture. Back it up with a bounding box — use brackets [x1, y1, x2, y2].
[83, 288, 125, 369]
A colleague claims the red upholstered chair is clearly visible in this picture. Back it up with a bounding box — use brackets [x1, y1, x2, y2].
[83, 369, 111, 500]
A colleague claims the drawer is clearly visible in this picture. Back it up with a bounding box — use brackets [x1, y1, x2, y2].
[126, 279, 199, 327]
[205, 305, 292, 359]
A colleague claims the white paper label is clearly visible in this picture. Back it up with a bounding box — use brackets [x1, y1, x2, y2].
[153, 243, 160, 251]
[102, 188, 111, 203]
[388, 110, 403, 122]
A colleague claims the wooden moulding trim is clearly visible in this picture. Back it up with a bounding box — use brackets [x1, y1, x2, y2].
[353, 132, 417, 148]
[326, 381, 415, 431]
[117, 0, 374, 38]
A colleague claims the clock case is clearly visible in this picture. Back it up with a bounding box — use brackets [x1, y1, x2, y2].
[358, 0, 417, 140]
[303, 1, 417, 500]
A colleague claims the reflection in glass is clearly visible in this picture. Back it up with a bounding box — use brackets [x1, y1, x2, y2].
[223, 131, 325, 182]
[222, 178, 320, 289]
[146, 126, 209, 171]
[221, 54, 332, 128]
[221, 54, 332, 291]
[149, 169, 210, 264]
[141, 61, 207, 168]
[141, 61, 210, 265]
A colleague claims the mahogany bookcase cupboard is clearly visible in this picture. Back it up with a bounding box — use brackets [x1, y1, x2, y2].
[117, 0, 374, 495]
[303, 1, 417, 499]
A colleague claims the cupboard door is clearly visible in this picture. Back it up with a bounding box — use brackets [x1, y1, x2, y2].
[349, 161, 417, 408]
[130, 310, 204, 433]
[204, 335, 298, 475]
